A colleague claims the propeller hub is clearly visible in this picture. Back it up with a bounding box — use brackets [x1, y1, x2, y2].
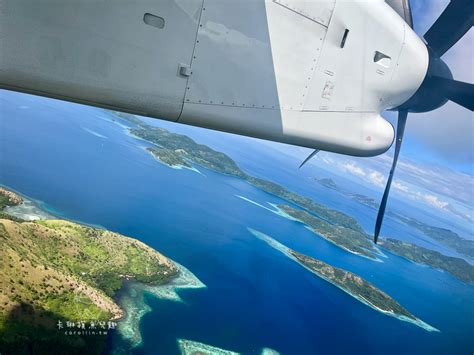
[374, 0, 473, 244]
[396, 48, 453, 113]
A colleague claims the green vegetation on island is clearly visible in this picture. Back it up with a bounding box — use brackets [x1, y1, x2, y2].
[128, 123, 363, 234]
[291, 250, 414, 318]
[146, 147, 192, 169]
[250, 229, 438, 332]
[111, 111, 145, 126]
[394, 214, 474, 260]
[0, 188, 23, 207]
[276, 204, 379, 259]
[0, 188, 177, 354]
[130, 126, 245, 177]
[290, 249, 438, 330]
[119, 114, 474, 284]
[315, 178, 474, 261]
[380, 238, 474, 284]
[286, 193, 474, 282]
[245, 175, 364, 233]
[0, 187, 24, 222]
[316, 178, 380, 209]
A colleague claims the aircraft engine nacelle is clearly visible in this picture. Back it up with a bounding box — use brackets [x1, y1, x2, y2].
[0, 0, 428, 156]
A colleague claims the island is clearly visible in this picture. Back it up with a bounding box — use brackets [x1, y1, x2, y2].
[315, 178, 474, 261]
[128, 123, 364, 234]
[178, 339, 239, 355]
[117, 113, 474, 285]
[177, 339, 279, 355]
[249, 228, 438, 332]
[394, 214, 474, 260]
[130, 126, 246, 178]
[316, 177, 338, 190]
[276, 204, 380, 260]
[379, 238, 474, 284]
[0, 187, 24, 222]
[316, 178, 380, 209]
[0, 187, 23, 206]
[0, 188, 178, 354]
[146, 147, 192, 169]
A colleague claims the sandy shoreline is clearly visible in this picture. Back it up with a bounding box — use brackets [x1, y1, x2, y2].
[116, 262, 206, 348]
[249, 228, 439, 333]
[1, 185, 56, 221]
[177, 339, 280, 355]
[1, 185, 208, 349]
[237, 194, 383, 262]
[143, 146, 202, 174]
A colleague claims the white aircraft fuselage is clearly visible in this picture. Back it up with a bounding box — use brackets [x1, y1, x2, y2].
[0, 0, 429, 156]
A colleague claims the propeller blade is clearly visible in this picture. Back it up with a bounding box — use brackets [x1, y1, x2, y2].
[374, 111, 408, 243]
[299, 149, 320, 169]
[423, 0, 474, 57]
[432, 76, 474, 111]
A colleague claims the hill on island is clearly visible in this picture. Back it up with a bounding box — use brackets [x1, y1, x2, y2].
[0, 189, 177, 354]
[123, 114, 474, 285]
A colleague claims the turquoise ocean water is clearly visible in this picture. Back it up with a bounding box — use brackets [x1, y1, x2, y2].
[0, 90, 473, 354]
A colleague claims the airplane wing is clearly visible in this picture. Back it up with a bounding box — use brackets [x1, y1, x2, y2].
[0, 0, 429, 157]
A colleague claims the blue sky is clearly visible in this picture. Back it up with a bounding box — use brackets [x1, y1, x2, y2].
[194, 0, 474, 231]
[404, 0, 473, 173]
[1, 1, 471, 234]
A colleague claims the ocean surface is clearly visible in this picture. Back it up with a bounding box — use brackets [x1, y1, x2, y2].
[0, 90, 473, 354]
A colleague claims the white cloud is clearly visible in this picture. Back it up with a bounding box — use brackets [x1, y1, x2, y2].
[416, 193, 449, 209]
[341, 162, 366, 177]
[338, 162, 387, 188]
[367, 171, 385, 188]
[393, 181, 409, 192]
[406, 1, 474, 164]
[316, 151, 473, 224]
[320, 156, 334, 165]
[396, 158, 474, 206]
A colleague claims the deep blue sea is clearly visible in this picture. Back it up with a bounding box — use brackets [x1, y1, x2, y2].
[1, 90, 473, 354]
